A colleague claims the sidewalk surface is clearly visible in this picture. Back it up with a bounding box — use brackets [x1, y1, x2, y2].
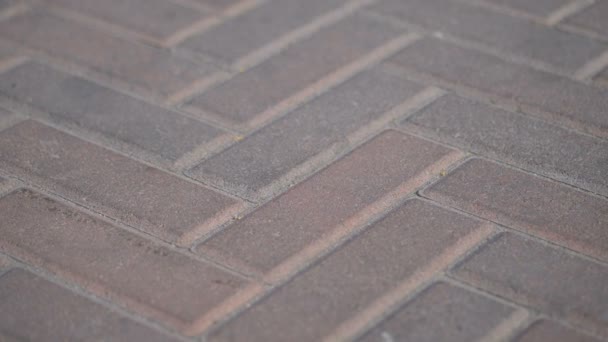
[0, 0, 607, 341]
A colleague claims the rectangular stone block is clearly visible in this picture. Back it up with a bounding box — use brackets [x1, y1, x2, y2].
[0, 189, 247, 327]
[405, 94, 608, 197]
[0, 269, 181, 341]
[453, 233, 608, 338]
[389, 38, 608, 138]
[373, 0, 606, 71]
[180, 0, 348, 63]
[359, 282, 516, 342]
[188, 68, 423, 196]
[0, 10, 216, 98]
[423, 158, 608, 261]
[515, 320, 601, 342]
[207, 200, 490, 342]
[0, 121, 239, 243]
[46, 0, 208, 41]
[185, 14, 405, 124]
[566, 1, 608, 38]
[484, 0, 571, 16]
[0, 62, 222, 163]
[197, 131, 460, 273]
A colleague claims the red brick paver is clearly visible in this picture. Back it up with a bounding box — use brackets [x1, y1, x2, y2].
[0, 0, 607, 340]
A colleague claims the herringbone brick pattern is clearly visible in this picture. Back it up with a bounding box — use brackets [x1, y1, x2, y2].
[0, 0, 606, 341]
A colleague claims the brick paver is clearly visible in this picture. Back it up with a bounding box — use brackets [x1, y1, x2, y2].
[179, 0, 349, 64]
[0, 9, 217, 99]
[358, 282, 519, 342]
[372, 0, 606, 71]
[423, 158, 608, 262]
[0, 62, 223, 164]
[565, 1, 608, 37]
[0, 189, 247, 330]
[388, 38, 608, 138]
[0, 269, 181, 341]
[196, 131, 462, 274]
[514, 320, 601, 342]
[188, 68, 425, 198]
[406, 94, 608, 196]
[454, 233, 608, 338]
[183, 14, 405, 125]
[483, 0, 571, 16]
[206, 200, 492, 341]
[1, 0, 607, 340]
[0, 121, 241, 243]
[43, 0, 208, 43]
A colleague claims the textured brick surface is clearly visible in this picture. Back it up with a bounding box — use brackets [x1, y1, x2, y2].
[454, 233, 608, 337]
[207, 200, 489, 342]
[423, 159, 608, 262]
[373, 0, 605, 71]
[484, 0, 571, 16]
[389, 38, 608, 137]
[0, 254, 9, 270]
[406, 95, 608, 196]
[181, 0, 348, 63]
[46, 0, 207, 41]
[197, 131, 459, 273]
[566, 1, 608, 37]
[515, 320, 601, 342]
[188, 68, 423, 196]
[185, 14, 404, 124]
[0, 269, 180, 341]
[0, 189, 246, 326]
[0, 121, 239, 242]
[0, 107, 11, 120]
[358, 282, 515, 342]
[0, 9, 216, 98]
[0, 62, 222, 162]
[1, 0, 607, 339]
[598, 67, 608, 81]
[191, 0, 241, 10]
[0, 0, 16, 12]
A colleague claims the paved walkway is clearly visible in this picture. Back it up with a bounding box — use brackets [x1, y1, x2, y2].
[0, 0, 607, 341]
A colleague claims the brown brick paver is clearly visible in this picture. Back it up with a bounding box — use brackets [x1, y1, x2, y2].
[483, 0, 572, 17]
[454, 233, 608, 338]
[0, 121, 242, 243]
[196, 131, 462, 274]
[183, 13, 405, 126]
[565, 1, 608, 38]
[373, 0, 606, 71]
[0, 269, 182, 341]
[1, 0, 607, 340]
[0, 62, 223, 164]
[0, 189, 247, 330]
[179, 0, 350, 64]
[406, 94, 608, 197]
[423, 158, 608, 262]
[0, 9, 217, 99]
[42, 0, 208, 43]
[188, 68, 426, 198]
[388, 38, 608, 138]
[206, 200, 493, 341]
[358, 282, 521, 342]
[515, 320, 602, 342]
